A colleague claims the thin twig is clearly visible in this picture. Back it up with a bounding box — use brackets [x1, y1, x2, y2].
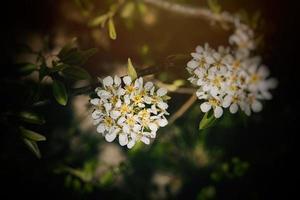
[143, 0, 235, 24]
[168, 94, 198, 124]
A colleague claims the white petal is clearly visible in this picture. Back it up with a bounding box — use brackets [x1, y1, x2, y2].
[223, 95, 232, 108]
[214, 106, 223, 118]
[90, 98, 100, 105]
[123, 76, 132, 85]
[103, 76, 113, 87]
[110, 110, 121, 119]
[127, 140, 135, 149]
[157, 102, 168, 110]
[200, 102, 211, 113]
[105, 132, 117, 142]
[117, 117, 126, 125]
[157, 88, 167, 96]
[187, 60, 198, 69]
[119, 134, 128, 146]
[157, 118, 168, 127]
[92, 110, 102, 119]
[117, 88, 125, 96]
[144, 96, 152, 104]
[114, 75, 121, 86]
[149, 123, 158, 132]
[140, 136, 150, 145]
[229, 103, 238, 113]
[104, 103, 112, 112]
[97, 123, 106, 133]
[251, 100, 263, 112]
[122, 125, 130, 134]
[144, 82, 154, 91]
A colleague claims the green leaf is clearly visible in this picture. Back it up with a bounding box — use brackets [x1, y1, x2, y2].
[58, 38, 77, 59]
[20, 126, 46, 141]
[62, 66, 91, 80]
[50, 64, 68, 73]
[89, 14, 108, 27]
[127, 58, 137, 80]
[23, 138, 42, 158]
[108, 17, 117, 40]
[52, 80, 68, 106]
[16, 63, 36, 75]
[80, 48, 98, 64]
[121, 2, 135, 18]
[19, 111, 45, 125]
[199, 111, 217, 130]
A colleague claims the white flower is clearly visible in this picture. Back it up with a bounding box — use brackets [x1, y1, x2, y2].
[90, 75, 169, 149]
[187, 41, 277, 118]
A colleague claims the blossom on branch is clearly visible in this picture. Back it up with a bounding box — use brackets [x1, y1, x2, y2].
[90, 75, 169, 148]
[186, 42, 277, 118]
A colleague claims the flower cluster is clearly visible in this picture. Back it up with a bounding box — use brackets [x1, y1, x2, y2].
[90, 75, 169, 148]
[186, 42, 277, 118]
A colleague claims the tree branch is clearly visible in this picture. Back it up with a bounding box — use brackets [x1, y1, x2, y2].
[143, 0, 234, 24]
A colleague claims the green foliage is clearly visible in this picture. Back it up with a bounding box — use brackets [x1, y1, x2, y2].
[23, 138, 42, 158]
[52, 80, 68, 106]
[108, 17, 117, 40]
[199, 111, 218, 130]
[62, 66, 91, 80]
[19, 111, 45, 125]
[16, 63, 36, 75]
[20, 126, 46, 142]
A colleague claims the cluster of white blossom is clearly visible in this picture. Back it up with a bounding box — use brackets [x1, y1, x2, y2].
[186, 35, 277, 118]
[90, 75, 169, 148]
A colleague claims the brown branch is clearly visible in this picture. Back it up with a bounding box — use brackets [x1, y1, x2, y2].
[143, 0, 235, 24]
[168, 94, 198, 124]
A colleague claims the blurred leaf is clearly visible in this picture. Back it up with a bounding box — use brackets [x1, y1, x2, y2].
[62, 66, 91, 80]
[52, 80, 68, 106]
[19, 111, 45, 125]
[20, 126, 46, 141]
[197, 185, 216, 200]
[207, 0, 221, 14]
[100, 171, 114, 187]
[121, 2, 135, 18]
[50, 64, 68, 73]
[89, 14, 108, 27]
[199, 112, 217, 130]
[23, 138, 41, 158]
[59, 47, 97, 66]
[127, 58, 137, 80]
[58, 38, 77, 59]
[16, 63, 36, 75]
[108, 17, 117, 40]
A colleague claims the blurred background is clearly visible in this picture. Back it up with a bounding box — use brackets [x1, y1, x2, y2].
[1, 0, 297, 199]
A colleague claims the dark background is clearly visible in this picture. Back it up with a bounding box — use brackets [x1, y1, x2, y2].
[1, 0, 298, 199]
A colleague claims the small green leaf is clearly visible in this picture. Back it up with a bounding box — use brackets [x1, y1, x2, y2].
[121, 2, 135, 18]
[23, 138, 42, 158]
[58, 38, 77, 59]
[127, 58, 137, 80]
[108, 17, 117, 40]
[89, 14, 108, 27]
[199, 112, 217, 130]
[20, 126, 46, 141]
[50, 64, 68, 73]
[52, 80, 68, 106]
[16, 63, 36, 75]
[62, 66, 91, 80]
[81, 48, 98, 64]
[19, 111, 45, 125]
